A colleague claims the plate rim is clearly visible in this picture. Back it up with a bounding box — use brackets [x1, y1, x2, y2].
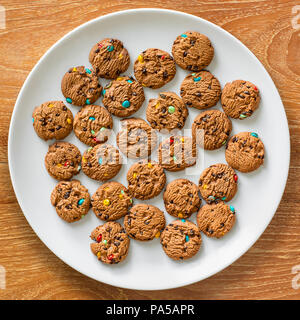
[8, 8, 290, 290]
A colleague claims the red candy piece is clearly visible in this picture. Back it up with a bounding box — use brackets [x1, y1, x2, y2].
[97, 234, 102, 243]
[170, 137, 174, 145]
[64, 161, 69, 167]
[108, 254, 114, 260]
[98, 43, 103, 48]
[161, 55, 165, 60]
[254, 86, 258, 91]
[93, 137, 98, 142]
[234, 174, 238, 182]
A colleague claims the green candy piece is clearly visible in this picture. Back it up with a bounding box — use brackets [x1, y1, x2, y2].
[168, 106, 175, 114]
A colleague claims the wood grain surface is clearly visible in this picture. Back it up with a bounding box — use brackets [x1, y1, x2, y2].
[0, 0, 300, 300]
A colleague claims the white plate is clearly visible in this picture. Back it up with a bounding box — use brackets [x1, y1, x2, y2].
[8, 8, 290, 290]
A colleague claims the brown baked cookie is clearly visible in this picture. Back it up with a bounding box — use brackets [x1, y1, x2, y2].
[163, 179, 201, 219]
[134, 48, 176, 89]
[90, 222, 130, 264]
[73, 105, 113, 146]
[197, 202, 236, 238]
[158, 136, 196, 171]
[91, 181, 132, 221]
[81, 144, 122, 181]
[102, 76, 145, 117]
[45, 142, 81, 180]
[61, 66, 102, 106]
[221, 80, 260, 119]
[124, 204, 166, 241]
[180, 70, 221, 110]
[127, 161, 166, 200]
[146, 92, 188, 131]
[50, 180, 90, 223]
[116, 118, 157, 159]
[225, 132, 265, 172]
[172, 31, 214, 71]
[192, 110, 232, 150]
[160, 219, 201, 260]
[89, 38, 130, 79]
[199, 163, 238, 203]
[32, 101, 73, 141]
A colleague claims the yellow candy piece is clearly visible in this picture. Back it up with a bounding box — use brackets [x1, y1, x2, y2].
[117, 77, 123, 81]
[180, 138, 185, 143]
[73, 67, 77, 72]
[82, 157, 87, 163]
[97, 252, 101, 259]
[147, 162, 153, 169]
[119, 194, 123, 199]
[57, 163, 62, 167]
[155, 102, 160, 109]
[48, 104, 54, 108]
[137, 55, 144, 63]
[103, 199, 110, 206]
[104, 173, 108, 176]
[203, 184, 208, 190]
[67, 118, 72, 124]
[178, 213, 183, 219]
[133, 172, 137, 179]
[119, 53, 123, 59]
[142, 83, 147, 87]
[104, 187, 109, 191]
[155, 231, 161, 238]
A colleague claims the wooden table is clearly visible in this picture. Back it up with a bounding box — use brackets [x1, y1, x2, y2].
[0, 0, 299, 300]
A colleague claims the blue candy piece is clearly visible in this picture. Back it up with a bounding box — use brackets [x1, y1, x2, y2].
[221, 196, 227, 201]
[230, 206, 235, 213]
[107, 45, 114, 52]
[85, 68, 92, 74]
[250, 132, 258, 138]
[89, 116, 95, 121]
[185, 235, 189, 242]
[78, 198, 85, 206]
[181, 219, 186, 223]
[86, 99, 91, 105]
[98, 157, 103, 165]
[193, 77, 201, 82]
[181, 34, 187, 38]
[66, 98, 72, 103]
[102, 89, 106, 96]
[122, 100, 130, 108]
[32, 118, 34, 123]
[127, 80, 133, 84]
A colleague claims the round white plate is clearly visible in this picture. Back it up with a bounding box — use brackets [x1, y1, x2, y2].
[8, 8, 290, 290]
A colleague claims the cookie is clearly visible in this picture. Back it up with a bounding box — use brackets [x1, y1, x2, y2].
[73, 105, 113, 146]
[192, 110, 232, 150]
[89, 38, 130, 79]
[197, 202, 236, 238]
[134, 48, 176, 89]
[50, 180, 90, 223]
[172, 31, 214, 71]
[146, 92, 188, 131]
[221, 80, 260, 119]
[199, 163, 238, 203]
[127, 161, 166, 200]
[124, 204, 166, 241]
[91, 181, 132, 221]
[116, 118, 157, 159]
[45, 142, 81, 180]
[90, 222, 130, 264]
[61, 66, 102, 106]
[102, 76, 145, 117]
[160, 219, 201, 260]
[180, 70, 221, 110]
[158, 136, 196, 171]
[32, 101, 73, 141]
[225, 132, 265, 172]
[163, 179, 201, 219]
[81, 144, 122, 181]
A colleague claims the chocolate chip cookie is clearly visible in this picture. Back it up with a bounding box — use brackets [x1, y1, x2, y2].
[91, 181, 132, 221]
[81, 144, 122, 181]
[61, 66, 102, 106]
[90, 222, 130, 264]
[146, 92, 188, 131]
[73, 105, 113, 146]
[225, 132, 265, 172]
[89, 38, 130, 79]
[124, 204, 166, 241]
[192, 110, 232, 150]
[127, 161, 166, 200]
[221, 80, 260, 119]
[50, 180, 90, 223]
[116, 118, 157, 159]
[158, 136, 196, 171]
[163, 179, 201, 219]
[134, 48, 176, 89]
[199, 163, 238, 203]
[180, 70, 221, 109]
[32, 101, 73, 141]
[197, 202, 236, 238]
[45, 141, 81, 180]
[172, 31, 214, 71]
[160, 219, 201, 260]
[102, 76, 145, 117]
